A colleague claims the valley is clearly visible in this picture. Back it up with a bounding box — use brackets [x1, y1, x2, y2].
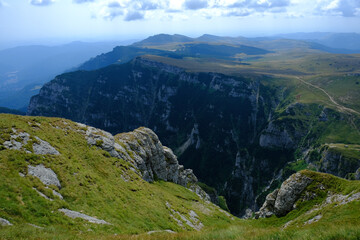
[26, 34, 360, 217]
[1, 33, 360, 239]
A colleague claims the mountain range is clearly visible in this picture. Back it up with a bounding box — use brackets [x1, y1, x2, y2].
[27, 33, 360, 216]
[0, 32, 359, 239]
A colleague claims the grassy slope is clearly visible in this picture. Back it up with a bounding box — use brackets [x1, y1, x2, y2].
[0, 115, 359, 240]
[0, 114, 232, 239]
[86, 170, 360, 240]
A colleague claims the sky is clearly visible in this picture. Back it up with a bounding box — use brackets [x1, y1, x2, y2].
[0, 0, 359, 47]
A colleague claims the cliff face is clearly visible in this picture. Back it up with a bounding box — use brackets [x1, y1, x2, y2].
[27, 57, 360, 216]
[0, 114, 232, 233]
[306, 145, 360, 180]
[255, 170, 360, 223]
[28, 57, 279, 215]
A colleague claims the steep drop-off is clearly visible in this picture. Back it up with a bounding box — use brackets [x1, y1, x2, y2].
[27, 57, 360, 216]
[0, 114, 233, 238]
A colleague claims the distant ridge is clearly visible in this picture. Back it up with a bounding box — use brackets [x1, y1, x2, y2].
[133, 34, 194, 46]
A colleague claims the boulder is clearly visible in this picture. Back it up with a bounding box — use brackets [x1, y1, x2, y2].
[83, 125, 210, 201]
[274, 172, 313, 216]
[33, 137, 60, 155]
[255, 172, 313, 218]
[0, 217, 12, 226]
[58, 209, 109, 224]
[28, 164, 61, 188]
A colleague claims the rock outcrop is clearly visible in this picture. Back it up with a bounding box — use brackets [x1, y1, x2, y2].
[0, 217, 12, 226]
[2, 128, 59, 155]
[58, 209, 110, 224]
[28, 164, 61, 188]
[319, 148, 360, 179]
[84, 124, 210, 201]
[255, 172, 313, 218]
[33, 136, 60, 155]
[27, 57, 275, 215]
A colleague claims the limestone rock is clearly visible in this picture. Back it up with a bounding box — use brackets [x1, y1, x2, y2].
[28, 164, 61, 188]
[256, 172, 313, 218]
[85, 126, 120, 158]
[255, 189, 278, 219]
[3, 131, 30, 151]
[58, 208, 109, 224]
[355, 168, 360, 180]
[242, 208, 253, 219]
[84, 125, 209, 201]
[259, 122, 295, 149]
[274, 172, 313, 216]
[0, 217, 12, 226]
[33, 137, 60, 155]
[304, 215, 322, 225]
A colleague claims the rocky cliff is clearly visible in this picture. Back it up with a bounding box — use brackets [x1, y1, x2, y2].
[28, 56, 279, 215]
[0, 114, 232, 235]
[255, 170, 360, 222]
[27, 57, 360, 216]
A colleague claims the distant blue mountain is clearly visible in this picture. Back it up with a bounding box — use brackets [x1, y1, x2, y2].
[0, 40, 133, 109]
[276, 32, 360, 51]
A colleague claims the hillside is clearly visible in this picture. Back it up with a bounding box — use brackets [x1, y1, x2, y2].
[27, 56, 360, 217]
[0, 41, 129, 110]
[0, 117, 359, 240]
[0, 114, 233, 239]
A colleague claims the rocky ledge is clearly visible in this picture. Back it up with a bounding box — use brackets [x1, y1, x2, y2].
[83, 124, 210, 201]
[255, 172, 313, 218]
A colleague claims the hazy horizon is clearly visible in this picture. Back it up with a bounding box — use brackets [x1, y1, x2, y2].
[1, 0, 360, 49]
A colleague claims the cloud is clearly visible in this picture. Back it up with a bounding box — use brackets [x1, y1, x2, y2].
[30, 0, 55, 6]
[227, 0, 290, 10]
[225, 10, 251, 17]
[83, 0, 360, 22]
[316, 0, 360, 17]
[103, 9, 124, 20]
[137, 1, 159, 10]
[108, 1, 121, 8]
[124, 11, 144, 21]
[73, 0, 95, 3]
[184, 0, 208, 10]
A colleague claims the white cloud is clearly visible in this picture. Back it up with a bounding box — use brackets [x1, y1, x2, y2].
[316, 0, 360, 17]
[82, 0, 360, 21]
[73, 0, 95, 3]
[184, 0, 208, 10]
[124, 11, 144, 21]
[30, 0, 55, 6]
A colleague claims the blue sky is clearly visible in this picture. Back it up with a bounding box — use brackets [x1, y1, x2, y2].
[0, 0, 359, 47]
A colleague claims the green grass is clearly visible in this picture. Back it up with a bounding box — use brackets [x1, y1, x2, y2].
[0, 114, 233, 239]
[0, 115, 359, 239]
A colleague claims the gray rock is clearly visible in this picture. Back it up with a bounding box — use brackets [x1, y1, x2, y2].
[316, 148, 360, 179]
[33, 187, 53, 201]
[259, 122, 295, 149]
[115, 127, 209, 200]
[304, 215, 322, 225]
[255, 189, 278, 219]
[27, 223, 43, 229]
[274, 172, 313, 216]
[33, 137, 60, 155]
[256, 172, 313, 218]
[242, 208, 253, 219]
[147, 230, 176, 235]
[58, 208, 110, 224]
[28, 164, 61, 188]
[0, 217, 12, 226]
[83, 125, 209, 200]
[51, 189, 63, 200]
[2, 131, 30, 151]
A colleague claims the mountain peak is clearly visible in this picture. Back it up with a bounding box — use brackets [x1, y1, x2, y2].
[132, 33, 194, 46]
